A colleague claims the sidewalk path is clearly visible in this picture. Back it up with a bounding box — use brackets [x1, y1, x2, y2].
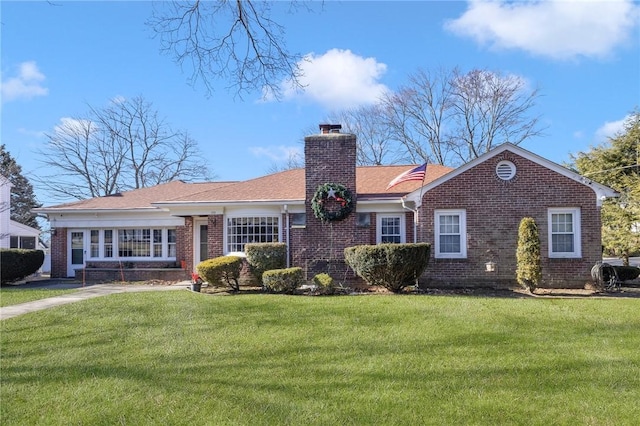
[1, 282, 190, 320]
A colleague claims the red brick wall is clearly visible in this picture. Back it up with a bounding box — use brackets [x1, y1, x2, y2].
[208, 214, 224, 258]
[419, 151, 602, 288]
[50, 227, 67, 278]
[177, 217, 193, 273]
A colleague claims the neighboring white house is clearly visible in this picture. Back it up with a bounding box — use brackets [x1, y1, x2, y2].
[0, 175, 44, 267]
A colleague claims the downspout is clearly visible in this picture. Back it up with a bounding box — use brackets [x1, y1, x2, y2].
[284, 204, 290, 268]
[401, 197, 419, 243]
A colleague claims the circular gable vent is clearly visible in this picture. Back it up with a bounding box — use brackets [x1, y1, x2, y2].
[496, 160, 516, 181]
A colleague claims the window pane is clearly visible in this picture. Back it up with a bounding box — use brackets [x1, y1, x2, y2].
[104, 230, 113, 258]
[380, 216, 401, 244]
[357, 213, 370, 227]
[90, 230, 100, 258]
[167, 229, 177, 258]
[71, 232, 84, 265]
[9, 236, 18, 248]
[153, 230, 163, 257]
[118, 229, 151, 257]
[440, 235, 461, 253]
[552, 234, 574, 253]
[199, 225, 208, 262]
[552, 213, 573, 233]
[439, 215, 460, 234]
[226, 217, 279, 253]
[20, 237, 36, 249]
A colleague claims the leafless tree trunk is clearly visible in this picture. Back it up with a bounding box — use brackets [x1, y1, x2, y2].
[37, 96, 211, 201]
[149, 0, 309, 99]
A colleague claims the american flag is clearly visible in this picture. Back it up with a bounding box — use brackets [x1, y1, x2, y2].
[386, 163, 427, 190]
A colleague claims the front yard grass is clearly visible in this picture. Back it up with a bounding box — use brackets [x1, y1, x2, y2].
[1, 292, 639, 425]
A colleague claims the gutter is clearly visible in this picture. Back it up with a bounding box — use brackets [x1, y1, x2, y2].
[401, 197, 419, 243]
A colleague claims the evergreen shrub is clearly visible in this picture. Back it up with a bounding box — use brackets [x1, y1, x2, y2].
[262, 267, 303, 294]
[516, 217, 542, 291]
[0, 249, 44, 285]
[313, 273, 335, 295]
[196, 256, 243, 292]
[344, 243, 431, 293]
[244, 243, 287, 283]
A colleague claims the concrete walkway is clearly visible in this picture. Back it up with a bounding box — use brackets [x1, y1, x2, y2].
[0, 281, 191, 320]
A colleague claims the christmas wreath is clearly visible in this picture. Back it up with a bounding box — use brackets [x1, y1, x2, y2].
[311, 183, 354, 222]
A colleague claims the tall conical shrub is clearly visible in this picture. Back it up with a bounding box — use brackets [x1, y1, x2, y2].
[516, 217, 541, 291]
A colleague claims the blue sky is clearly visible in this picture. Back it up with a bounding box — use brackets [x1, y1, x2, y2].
[2, 0, 639, 207]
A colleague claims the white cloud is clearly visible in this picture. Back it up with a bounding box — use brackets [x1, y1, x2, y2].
[276, 48, 389, 109]
[54, 117, 98, 136]
[595, 115, 629, 141]
[249, 145, 302, 162]
[1, 61, 49, 102]
[445, 0, 640, 60]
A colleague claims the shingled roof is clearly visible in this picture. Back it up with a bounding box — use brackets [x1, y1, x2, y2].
[36, 181, 236, 211]
[38, 164, 453, 211]
[160, 164, 453, 204]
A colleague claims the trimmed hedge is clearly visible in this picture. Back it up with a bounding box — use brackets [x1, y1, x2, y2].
[344, 243, 431, 293]
[262, 267, 303, 294]
[0, 249, 45, 285]
[244, 243, 287, 283]
[196, 256, 243, 292]
[313, 273, 335, 295]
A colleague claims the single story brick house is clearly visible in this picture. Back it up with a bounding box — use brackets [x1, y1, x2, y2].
[36, 125, 617, 288]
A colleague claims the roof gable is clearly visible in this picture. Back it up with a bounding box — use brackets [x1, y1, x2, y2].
[404, 143, 618, 206]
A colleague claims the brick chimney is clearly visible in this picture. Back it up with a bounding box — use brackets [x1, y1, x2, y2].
[300, 124, 358, 277]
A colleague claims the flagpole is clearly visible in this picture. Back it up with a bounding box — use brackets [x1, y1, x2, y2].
[414, 162, 428, 244]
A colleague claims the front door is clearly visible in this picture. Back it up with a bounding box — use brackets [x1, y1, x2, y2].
[69, 231, 85, 277]
[194, 219, 209, 267]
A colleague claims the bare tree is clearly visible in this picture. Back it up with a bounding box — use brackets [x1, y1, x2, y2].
[380, 68, 454, 165]
[381, 67, 544, 166]
[448, 69, 544, 163]
[149, 1, 313, 99]
[264, 150, 304, 174]
[328, 104, 406, 166]
[37, 96, 212, 201]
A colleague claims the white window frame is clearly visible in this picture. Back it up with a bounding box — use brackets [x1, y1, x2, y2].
[548, 208, 581, 258]
[81, 228, 177, 260]
[434, 209, 467, 259]
[224, 215, 281, 256]
[376, 214, 405, 244]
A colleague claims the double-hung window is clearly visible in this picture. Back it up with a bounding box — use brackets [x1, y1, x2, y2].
[377, 214, 405, 243]
[548, 208, 581, 258]
[435, 210, 467, 258]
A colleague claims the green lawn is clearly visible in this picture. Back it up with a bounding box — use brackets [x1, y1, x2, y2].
[0, 288, 79, 307]
[1, 292, 639, 425]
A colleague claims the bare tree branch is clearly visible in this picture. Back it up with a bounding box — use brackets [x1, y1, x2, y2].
[329, 105, 406, 166]
[380, 67, 544, 166]
[149, 0, 309, 99]
[36, 96, 213, 201]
